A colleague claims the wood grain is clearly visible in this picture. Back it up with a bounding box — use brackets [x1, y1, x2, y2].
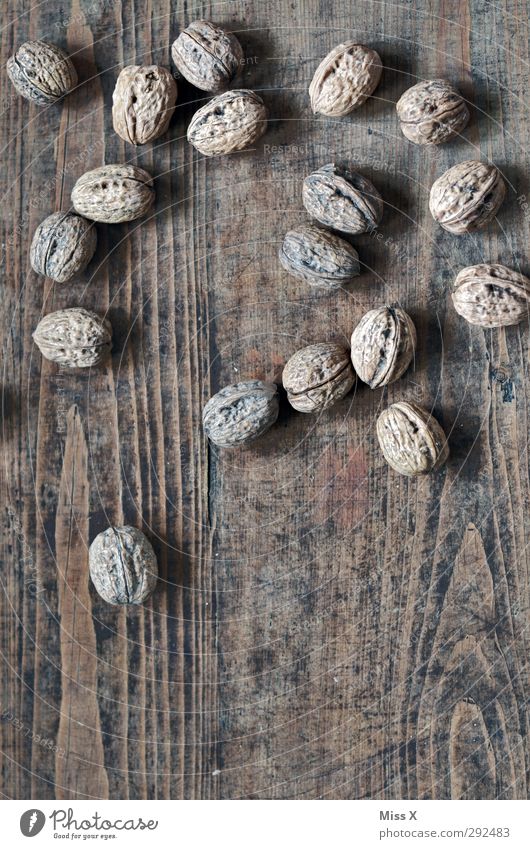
[1, 0, 529, 799]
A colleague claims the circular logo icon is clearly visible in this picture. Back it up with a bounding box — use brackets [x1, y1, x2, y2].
[20, 810, 46, 837]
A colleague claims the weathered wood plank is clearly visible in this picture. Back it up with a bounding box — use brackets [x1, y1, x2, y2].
[55, 405, 109, 799]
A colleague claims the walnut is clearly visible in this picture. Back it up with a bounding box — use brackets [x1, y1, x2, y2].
[30, 212, 97, 282]
[452, 263, 530, 327]
[302, 164, 383, 234]
[396, 79, 470, 145]
[351, 306, 416, 388]
[71, 164, 155, 223]
[89, 526, 158, 605]
[203, 380, 279, 447]
[309, 42, 382, 116]
[376, 401, 449, 476]
[171, 20, 244, 93]
[279, 223, 360, 289]
[7, 40, 77, 105]
[112, 65, 177, 145]
[429, 160, 506, 234]
[187, 89, 267, 156]
[283, 342, 355, 412]
[33, 308, 112, 368]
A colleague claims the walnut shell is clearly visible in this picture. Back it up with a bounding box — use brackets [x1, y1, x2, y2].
[171, 20, 244, 93]
[452, 263, 530, 328]
[187, 89, 267, 156]
[112, 65, 177, 145]
[309, 42, 382, 117]
[30, 212, 97, 282]
[283, 342, 355, 413]
[351, 307, 416, 388]
[33, 308, 112, 368]
[89, 526, 158, 605]
[279, 223, 360, 289]
[377, 402, 449, 476]
[303, 163, 383, 234]
[7, 40, 77, 105]
[396, 79, 470, 145]
[71, 165, 155, 223]
[429, 160, 505, 234]
[203, 380, 279, 447]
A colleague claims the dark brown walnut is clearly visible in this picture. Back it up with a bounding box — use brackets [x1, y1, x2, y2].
[396, 79, 470, 145]
[309, 42, 382, 116]
[429, 160, 505, 234]
[279, 224, 360, 289]
[283, 342, 355, 413]
[7, 40, 77, 105]
[71, 165, 154, 223]
[112, 65, 177, 145]
[351, 306, 416, 388]
[89, 526, 158, 605]
[452, 263, 530, 328]
[171, 20, 244, 93]
[303, 164, 383, 234]
[30, 212, 97, 282]
[187, 89, 267, 156]
[203, 380, 279, 447]
[376, 401, 449, 477]
[33, 308, 112, 368]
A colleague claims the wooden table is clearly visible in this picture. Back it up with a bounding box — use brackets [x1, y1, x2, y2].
[1, 0, 529, 800]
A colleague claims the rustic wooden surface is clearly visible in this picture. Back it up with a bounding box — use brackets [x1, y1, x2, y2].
[1, 0, 529, 800]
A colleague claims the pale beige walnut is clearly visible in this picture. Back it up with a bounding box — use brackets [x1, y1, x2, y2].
[33, 308, 112, 368]
[30, 212, 96, 282]
[89, 526, 158, 605]
[7, 40, 77, 105]
[351, 306, 416, 388]
[429, 160, 505, 234]
[377, 401, 449, 476]
[396, 79, 470, 145]
[187, 89, 267, 156]
[309, 42, 382, 117]
[171, 20, 244, 93]
[452, 263, 530, 328]
[112, 65, 177, 145]
[283, 342, 355, 413]
[71, 165, 155, 223]
[303, 164, 383, 234]
[279, 223, 360, 289]
[203, 380, 279, 447]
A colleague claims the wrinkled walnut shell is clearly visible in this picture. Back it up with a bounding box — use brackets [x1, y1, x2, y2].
[7, 40, 77, 105]
[452, 263, 530, 327]
[33, 308, 112, 368]
[71, 164, 155, 223]
[279, 223, 360, 289]
[396, 79, 470, 145]
[377, 401, 449, 476]
[309, 42, 382, 116]
[351, 306, 416, 388]
[112, 65, 177, 145]
[429, 160, 505, 234]
[30, 212, 97, 282]
[89, 526, 158, 605]
[203, 380, 279, 447]
[187, 89, 267, 156]
[171, 20, 244, 93]
[283, 342, 355, 413]
[303, 164, 383, 234]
